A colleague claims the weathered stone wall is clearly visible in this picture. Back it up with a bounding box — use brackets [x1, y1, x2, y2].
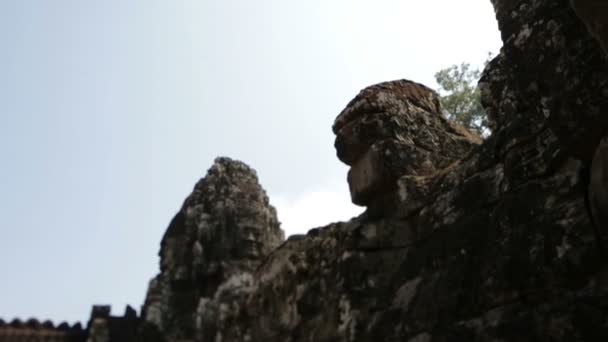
[0, 305, 139, 342]
[0, 319, 86, 342]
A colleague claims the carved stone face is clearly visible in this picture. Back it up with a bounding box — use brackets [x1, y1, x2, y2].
[333, 80, 481, 210]
[235, 225, 264, 259]
[193, 199, 279, 277]
[221, 205, 274, 262]
[144, 157, 285, 340]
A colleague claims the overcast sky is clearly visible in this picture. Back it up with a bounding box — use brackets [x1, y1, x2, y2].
[0, 0, 502, 324]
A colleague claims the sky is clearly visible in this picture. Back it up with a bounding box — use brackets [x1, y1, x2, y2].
[0, 0, 502, 324]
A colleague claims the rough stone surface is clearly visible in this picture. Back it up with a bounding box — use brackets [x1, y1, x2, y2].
[138, 157, 285, 341]
[570, 0, 608, 54]
[333, 80, 481, 211]
[589, 137, 608, 251]
[481, 0, 608, 163]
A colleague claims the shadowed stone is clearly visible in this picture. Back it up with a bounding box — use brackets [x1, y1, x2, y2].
[334, 79, 480, 213]
[139, 157, 284, 341]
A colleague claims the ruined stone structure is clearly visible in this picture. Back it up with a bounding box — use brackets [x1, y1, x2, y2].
[333, 80, 481, 216]
[86, 306, 139, 342]
[0, 319, 85, 342]
[0, 306, 137, 342]
[138, 157, 285, 342]
[3, 0, 608, 340]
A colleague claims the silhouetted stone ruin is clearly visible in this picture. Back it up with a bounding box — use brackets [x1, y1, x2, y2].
[0, 306, 137, 342]
[3, 0, 608, 340]
[0, 317, 85, 342]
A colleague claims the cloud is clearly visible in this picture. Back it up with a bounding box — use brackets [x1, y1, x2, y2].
[271, 186, 364, 237]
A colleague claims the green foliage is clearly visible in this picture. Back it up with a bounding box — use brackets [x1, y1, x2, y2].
[434, 59, 490, 134]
